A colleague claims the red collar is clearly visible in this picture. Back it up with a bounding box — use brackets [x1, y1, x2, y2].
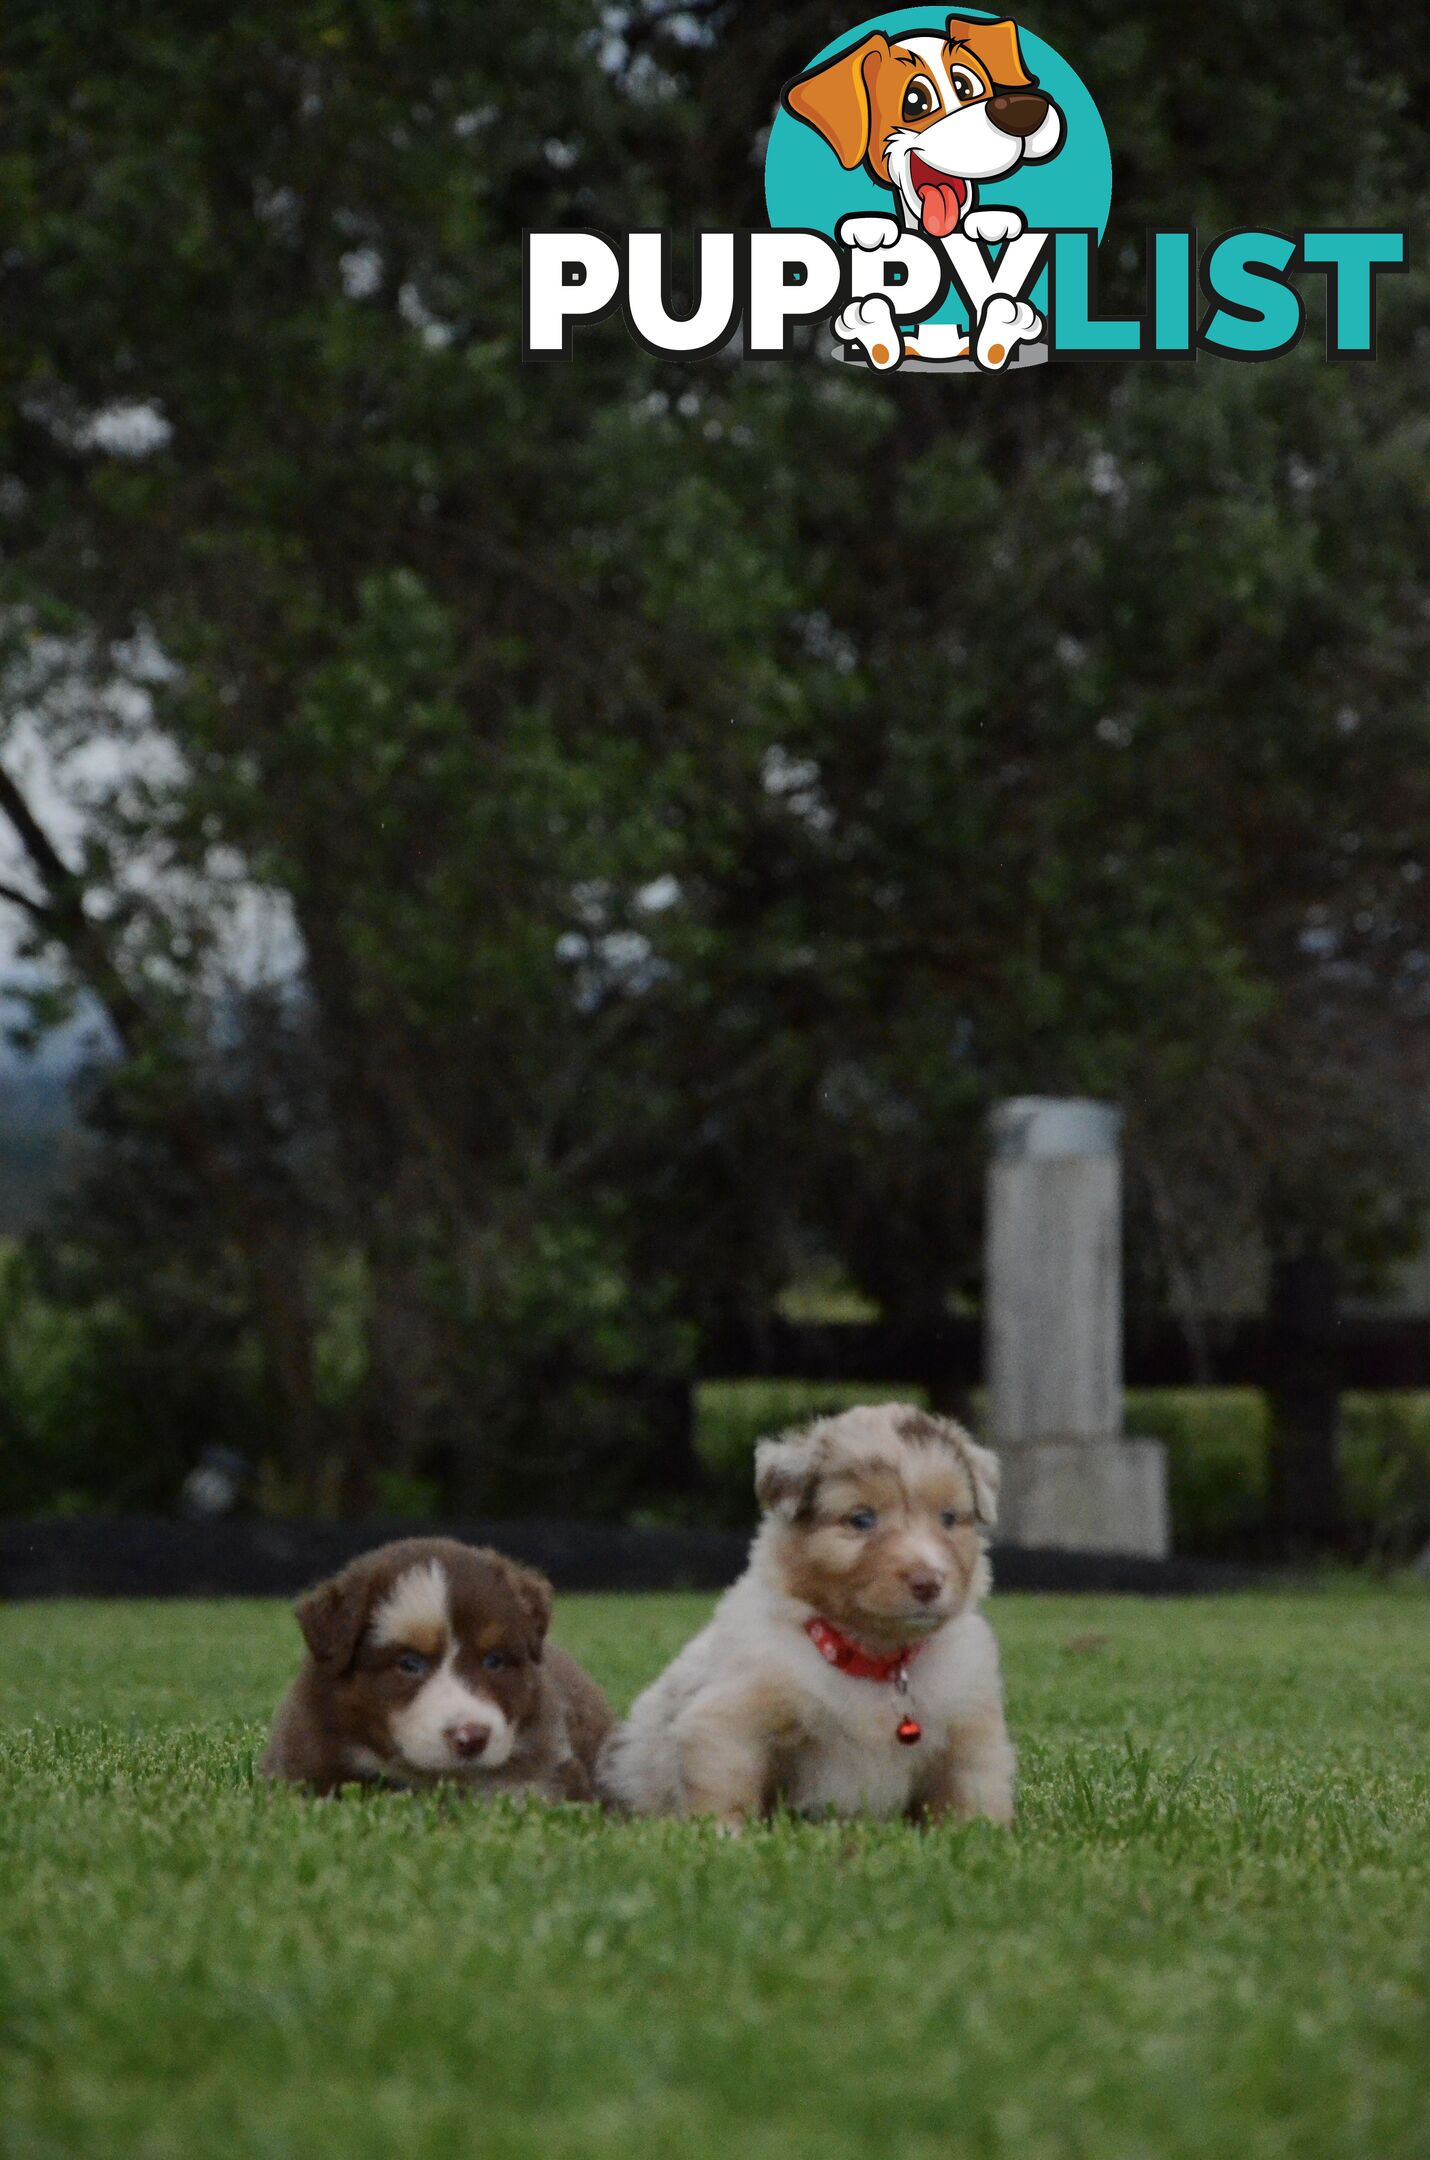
[804, 1615, 927, 1683]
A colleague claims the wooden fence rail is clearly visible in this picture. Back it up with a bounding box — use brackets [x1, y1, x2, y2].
[698, 1311, 1430, 1392]
[697, 1260, 1430, 1546]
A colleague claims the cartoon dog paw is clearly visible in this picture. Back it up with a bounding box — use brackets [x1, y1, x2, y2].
[834, 294, 903, 371]
[974, 293, 1042, 371]
[962, 207, 1027, 247]
[835, 213, 902, 253]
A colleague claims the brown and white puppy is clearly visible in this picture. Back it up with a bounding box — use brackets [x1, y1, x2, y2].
[784, 14, 1063, 371]
[261, 1537, 612, 1800]
[599, 1405, 1015, 1827]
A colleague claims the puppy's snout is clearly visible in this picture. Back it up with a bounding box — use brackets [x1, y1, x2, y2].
[446, 1720, 492, 1760]
[986, 92, 1049, 139]
[906, 1570, 945, 1606]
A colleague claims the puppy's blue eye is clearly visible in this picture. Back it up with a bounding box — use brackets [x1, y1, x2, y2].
[846, 1509, 878, 1532]
[482, 1650, 508, 1671]
[397, 1651, 429, 1676]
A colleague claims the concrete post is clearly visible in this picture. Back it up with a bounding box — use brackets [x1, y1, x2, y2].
[985, 1097, 1169, 1557]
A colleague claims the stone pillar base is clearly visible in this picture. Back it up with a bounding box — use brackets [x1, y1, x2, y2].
[995, 1439, 1170, 1559]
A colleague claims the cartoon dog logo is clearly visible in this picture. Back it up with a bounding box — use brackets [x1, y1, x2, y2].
[782, 14, 1064, 371]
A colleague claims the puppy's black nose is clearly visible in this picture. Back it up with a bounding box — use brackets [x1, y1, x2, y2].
[446, 1721, 491, 1760]
[986, 92, 1049, 138]
[908, 1572, 945, 1605]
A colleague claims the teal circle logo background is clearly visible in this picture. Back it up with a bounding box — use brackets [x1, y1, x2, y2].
[764, 10, 1112, 330]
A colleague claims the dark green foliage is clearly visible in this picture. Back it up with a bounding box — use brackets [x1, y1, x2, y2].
[693, 1379, 1430, 1554]
[1, 3, 1427, 1510]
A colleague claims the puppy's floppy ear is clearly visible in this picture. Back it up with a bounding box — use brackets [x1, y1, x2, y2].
[783, 33, 888, 171]
[754, 1426, 822, 1519]
[906, 1411, 1002, 1529]
[510, 1563, 554, 1663]
[946, 15, 1034, 90]
[294, 1564, 371, 1672]
[960, 1438, 1002, 1528]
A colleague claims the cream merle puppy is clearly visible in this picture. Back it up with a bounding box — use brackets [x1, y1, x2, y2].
[262, 1537, 611, 1799]
[599, 1405, 1014, 1826]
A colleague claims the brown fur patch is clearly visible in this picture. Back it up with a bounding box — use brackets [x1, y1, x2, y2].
[401, 1621, 448, 1660]
[892, 1410, 999, 1525]
[946, 16, 1033, 93]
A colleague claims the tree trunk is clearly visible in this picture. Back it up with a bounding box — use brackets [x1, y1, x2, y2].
[1, 761, 329, 1504]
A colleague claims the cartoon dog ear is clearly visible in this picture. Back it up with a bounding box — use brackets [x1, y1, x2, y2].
[294, 1565, 371, 1672]
[754, 1426, 823, 1518]
[783, 32, 889, 171]
[946, 15, 1034, 91]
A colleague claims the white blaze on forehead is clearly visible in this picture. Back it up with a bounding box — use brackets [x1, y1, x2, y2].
[369, 1558, 450, 1647]
[900, 34, 963, 102]
[885, 37, 1034, 207]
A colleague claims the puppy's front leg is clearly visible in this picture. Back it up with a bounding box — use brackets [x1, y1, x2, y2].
[913, 1703, 1017, 1828]
[833, 293, 904, 373]
[675, 1681, 796, 1827]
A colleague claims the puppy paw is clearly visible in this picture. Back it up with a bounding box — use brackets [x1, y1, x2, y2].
[962, 206, 1026, 246]
[835, 213, 902, 253]
[834, 293, 903, 371]
[552, 1755, 595, 1803]
[974, 293, 1041, 371]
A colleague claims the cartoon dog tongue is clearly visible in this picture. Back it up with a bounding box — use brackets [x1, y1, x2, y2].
[918, 178, 964, 238]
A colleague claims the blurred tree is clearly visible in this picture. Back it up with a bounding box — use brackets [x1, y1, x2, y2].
[1, 0, 1427, 1512]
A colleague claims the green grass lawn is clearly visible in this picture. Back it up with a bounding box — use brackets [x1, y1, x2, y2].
[1, 1584, 1427, 2160]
